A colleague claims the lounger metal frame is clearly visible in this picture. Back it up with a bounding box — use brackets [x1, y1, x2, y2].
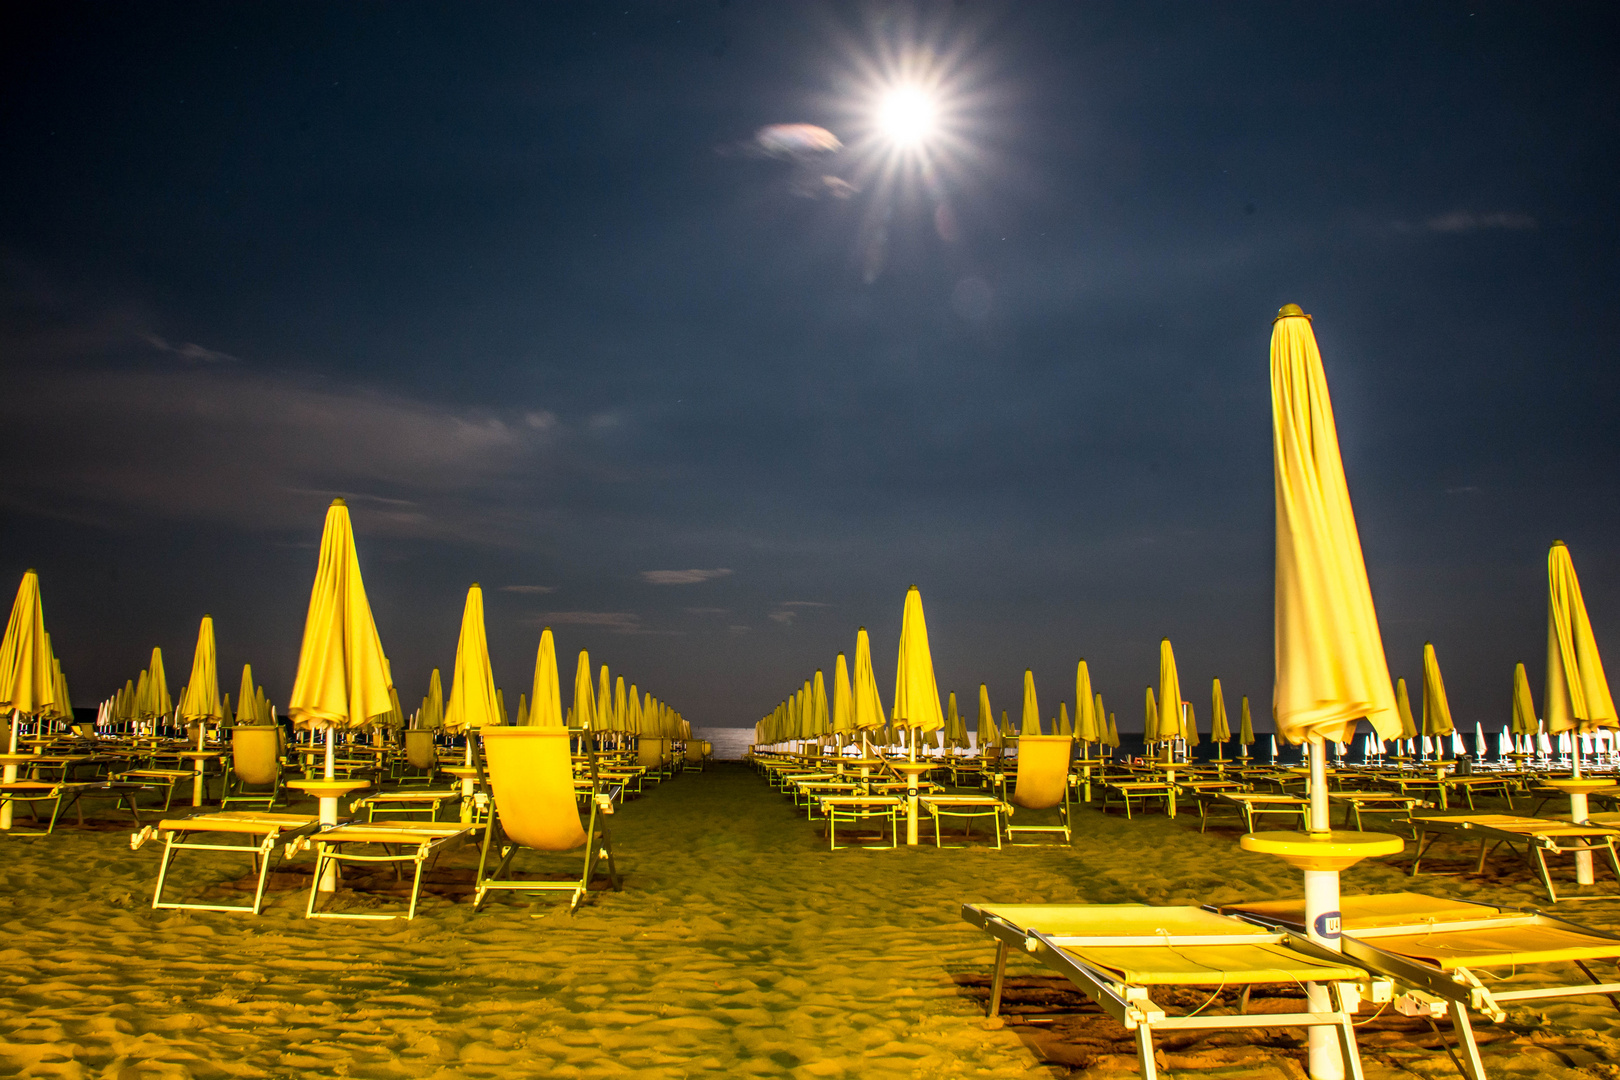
[919, 794, 1006, 849]
[304, 822, 476, 921]
[1410, 813, 1620, 903]
[141, 812, 322, 915]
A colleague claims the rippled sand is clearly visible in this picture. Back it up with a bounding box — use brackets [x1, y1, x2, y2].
[1, 764, 1616, 1079]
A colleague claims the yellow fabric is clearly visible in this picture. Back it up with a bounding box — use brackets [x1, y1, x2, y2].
[1158, 638, 1184, 741]
[1395, 678, 1418, 740]
[144, 648, 172, 720]
[235, 665, 263, 724]
[0, 570, 53, 716]
[1012, 734, 1071, 810]
[527, 628, 563, 727]
[1511, 662, 1538, 736]
[1239, 695, 1254, 746]
[442, 585, 500, 734]
[1075, 661, 1099, 743]
[1021, 669, 1040, 737]
[571, 650, 595, 729]
[1056, 702, 1071, 737]
[1185, 700, 1200, 746]
[830, 652, 854, 736]
[1379, 924, 1620, 969]
[977, 684, 999, 749]
[892, 586, 944, 732]
[1546, 541, 1617, 733]
[1271, 305, 1400, 744]
[811, 669, 829, 736]
[1222, 892, 1498, 931]
[853, 628, 885, 731]
[287, 500, 393, 731]
[1144, 687, 1158, 744]
[1422, 643, 1455, 738]
[178, 615, 222, 721]
[1211, 679, 1232, 743]
[1071, 942, 1364, 986]
[597, 665, 614, 730]
[1106, 710, 1120, 749]
[421, 668, 445, 730]
[232, 726, 281, 786]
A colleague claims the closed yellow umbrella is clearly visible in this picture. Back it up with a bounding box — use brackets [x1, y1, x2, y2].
[811, 669, 829, 740]
[49, 654, 71, 723]
[615, 677, 628, 737]
[178, 615, 222, 723]
[1105, 710, 1120, 751]
[626, 685, 643, 735]
[145, 648, 172, 723]
[598, 665, 614, 732]
[494, 688, 509, 726]
[1421, 643, 1454, 745]
[1056, 702, 1071, 737]
[831, 652, 855, 742]
[1075, 660, 1099, 747]
[1238, 695, 1255, 754]
[236, 665, 261, 724]
[943, 691, 964, 749]
[1157, 639, 1184, 745]
[1020, 669, 1041, 737]
[1511, 663, 1537, 740]
[528, 628, 563, 727]
[1211, 679, 1232, 748]
[1394, 678, 1417, 743]
[420, 668, 445, 730]
[443, 585, 501, 735]
[0, 570, 55, 829]
[1143, 687, 1159, 747]
[977, 684, 998, 751]
[892, 586, 944, 752]
[852, 628, 885, 745]
[514, 694, 528, 726]
[1185, 700, 1200, 748]
[1546, 541, 1616, 738]
[1272, 306, 1399, 746]
[288, 500, 392, 741]
[571, 650, 595, 731]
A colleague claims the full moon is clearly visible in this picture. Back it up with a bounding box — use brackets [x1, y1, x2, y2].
[876, 86, 936, 146]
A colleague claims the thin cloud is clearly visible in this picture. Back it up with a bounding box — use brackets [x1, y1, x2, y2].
[1425, 211, 1537, 234]
[641, 568, 733, 585]
[142, 333, 242, 364]
[684, 607, 729, 615]
[538, 611, 645, 633]
[777, 600, 830, 607]
[501, 585, 557, 594]
[768, 610, 796, 625]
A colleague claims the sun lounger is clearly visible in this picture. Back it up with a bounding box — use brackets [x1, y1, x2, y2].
[962, 902, 1384, 1080]
[0, 780, 144, 834]
[349, 788, 461, 821]
[818, 794, 901, 850]
[298, 821, 477, 920]
[111, 768, 198, 812]
[1213, 791, 1309, 833]
[1100, 780, 1174, 820]
[130, 810, 322, 915]
[1409, 812, 1620, 902]
[1330, 792, 1429, 836]
[1220, 891, 1620, 1080]
[1002, 735, 1073, 843]
[473, 727, 621, 914]
[918, 793, 1006, 848]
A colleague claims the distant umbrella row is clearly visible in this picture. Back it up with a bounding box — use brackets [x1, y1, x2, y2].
[0, 500, 692, 746]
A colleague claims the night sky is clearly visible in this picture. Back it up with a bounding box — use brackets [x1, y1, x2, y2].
[3, 2, 1618, 732]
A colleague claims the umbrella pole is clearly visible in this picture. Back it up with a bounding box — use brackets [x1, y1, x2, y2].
[1303, 736, 1344, 1080]
[0, 708, 18, 829]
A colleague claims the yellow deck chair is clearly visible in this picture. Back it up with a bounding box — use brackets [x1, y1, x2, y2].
[637, 736, 670, 780]
[1004, 734, 1073, 844]
[474, 727, 620, 913]
[221, 726, 282, 810]
[963, 902, 1382, 1080]
[395, 728, 439, 785]
[1221, 891, 1620, 1080]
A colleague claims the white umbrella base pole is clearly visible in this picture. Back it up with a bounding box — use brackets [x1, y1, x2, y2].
[318, 796, 340, 891]
[1304, 867, 1346, 1080]
[0, 764, 14, 830]
[1571, 793, 1595, 884]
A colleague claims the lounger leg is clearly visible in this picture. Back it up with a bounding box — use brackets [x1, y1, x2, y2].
[1135, 1022, 1159, 1080]
[1411, 830, 1439, 876]
[406, 852, 426, 921]
[305, 847, 328, 918]
[1533, 845, 1558, 904]
[1475, 838, 1488, 874]
[987, 940, 1008, 1017]
[152, 833, 180, 908]
[251, 836, 275, 915]
[1446, 1001, 1487, 1080]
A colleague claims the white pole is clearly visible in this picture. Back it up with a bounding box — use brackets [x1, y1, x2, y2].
[0, 709, 18, 830]
[1304, 737, 1344, 1080]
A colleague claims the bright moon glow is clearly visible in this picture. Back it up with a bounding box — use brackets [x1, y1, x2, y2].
[877, 86, 936, 146]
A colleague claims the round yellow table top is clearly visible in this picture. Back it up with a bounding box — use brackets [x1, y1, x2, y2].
[889, 760, 935, 774]
[0, 753, 39, 766]
[1543, 778, 1617, 794]
[179, 751, 225, 759]
[440, 765, 480, 779]
[287, 778, 371, 796]
[1240, 829, 1404, 871]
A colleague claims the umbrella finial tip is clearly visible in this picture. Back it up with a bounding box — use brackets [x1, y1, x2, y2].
[331, 497, 345, 505]
[1277, 303, 1305, 318]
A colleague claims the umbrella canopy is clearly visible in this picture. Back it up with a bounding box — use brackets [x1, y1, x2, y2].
[1094, 693, 1107, 746]
[1239, 696, 1255, 748]
[943, 691, 964, 748]
[977, 684, 999, 750]
[811, 670, 830, 737]
[1271, 304, 1399, 744]
[236, 664, 264, 724]
[1105, 710, 1120, 750]
[443, 585, 501, 734]
[1157, 639, 1184, 741]
[1211, 679, 1232, 743]
[1184, 700, 1200, 747]
[1144, 687, 1159, 745]
[420, 668, 445, 731]
[143, 648, 172, 721]
[1421, 643, 1455, 739]
[852, 628, 886, 733]
[1056, 702, 1072, 737]
[626, 685, 643, 734]
[288, 500, 392, 732]
[1546, 541, 1617, 735]
[49, 657, 71, 722]
[528, 628, 563, 727]
[831, 652, 854, 739]
[1394, 678, 1418, 741]
[0, 570, 54, 717]
[572, 651, 595, 730]
[1075, 661, 1100, 744]
[598, 665, 615, 731]
[1020, 670, 1041, 737]
[1511, 662, 1538, 737]
[615, 677, 628, 734]
[116, 680, 135, 723]
[514, 694, 529, 726]
[892, 586, 944, 736]
[177, 615, 222, 722]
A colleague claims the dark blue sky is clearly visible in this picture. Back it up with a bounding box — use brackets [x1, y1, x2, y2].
[2, 1, 1617, 731]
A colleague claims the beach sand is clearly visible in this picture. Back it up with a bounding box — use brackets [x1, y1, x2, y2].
[1, 764, 1616, 1079]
